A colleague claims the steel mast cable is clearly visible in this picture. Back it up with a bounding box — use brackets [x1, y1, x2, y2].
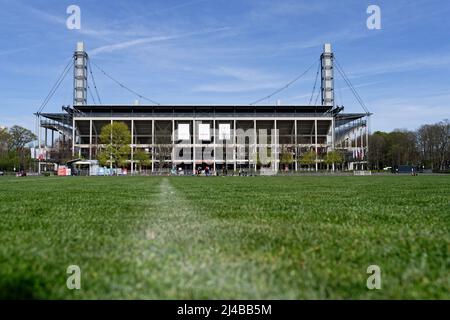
[87, 58, 102, 104]
[313, 84, 321, 105]
[334, 58, 370, 114]
[335, 70, 343, 107]
[308, 61, 321, 105]
[90, 60, 160, 105]
[87, 85, 97, 105]
[37, 57, 73, 114]
[336, 62, 368, 113]
[249, 59, 319, 105]
[337, 64, 368, 114]
[37, 58, 72, 113]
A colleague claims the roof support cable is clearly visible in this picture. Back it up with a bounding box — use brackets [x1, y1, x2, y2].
[87, 58, 102, 105]
[308, 61, 321, 105]
[90, 60, 160, 105]
[314, 84, 321, 106]
[249, 59, 319, 106]
[87, 85, 97, 105]
[36, 57, 73, 114]
[334, 58, 370, 115]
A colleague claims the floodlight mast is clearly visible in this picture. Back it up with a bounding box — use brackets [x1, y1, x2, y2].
[74, 42, 88, 106]
[321, 43, 334, 107]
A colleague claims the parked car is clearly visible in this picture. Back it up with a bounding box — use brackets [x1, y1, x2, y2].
[0, 171, 4, 176]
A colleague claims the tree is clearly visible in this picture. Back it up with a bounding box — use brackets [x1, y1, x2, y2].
[134, 149, 152, 172]
[299, 150, 316, 170]
[0, 127, 17, 171]
[279, 146, 294, 171]
[256, 148, 272, 169]
[0, 151, 19, 171]
[436, 120, 450, 171]
[97, 122, 131, 169]
[97, 151, 109, 168]
[365, 120, 449, 172]
[368, 131, 388, 170]
[324, 150, 343, 171]
[0, 127, 10, 155]
[8, 126, 36, 171]
[417, 124, 436, 170]
[383, 130, 418, 168]
[417, 120, 450, 171]
[155, 144, 172, 171]
[8, 126, 36, 151]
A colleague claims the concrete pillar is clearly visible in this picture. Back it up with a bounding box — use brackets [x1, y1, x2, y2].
[275, 120, 278, 172]
[171, 118, 175, 171]
[213, 119, 216, 173]
[233, 119, 236, 172]
[131, 119, 134, 175]
[331, 118, 335, 171]
[72, 118, 75, 157]
[295, 119, 298, 172]
[151, 119, 155, 173]
[315, 119, 318, 171]
[38, 115, 41, 174]
[361, 127, 364, 170]
[254, 119, 257, 172]
[332, 118, 335, 150]
[110, 119, 113, 170]
[366, 115, 370, 169]
[89, 119, 92, 160]
[193, 119, 196, 173]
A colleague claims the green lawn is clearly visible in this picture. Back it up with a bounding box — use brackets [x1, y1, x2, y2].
[0, 175, 448, 299]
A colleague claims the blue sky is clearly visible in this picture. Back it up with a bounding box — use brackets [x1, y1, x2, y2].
[0, 0, 449, 132]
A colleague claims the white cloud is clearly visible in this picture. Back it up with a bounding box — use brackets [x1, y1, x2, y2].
[207, 66, 277, 82]
[191, 65, 288, 93]
[90, 35, 179, 55]
[344, 54, 450, 79]
[12, 1, 66, 25]
[370, 94, 450, 131]
[0, 46, 34, 56]
[89, 27, 230, 56]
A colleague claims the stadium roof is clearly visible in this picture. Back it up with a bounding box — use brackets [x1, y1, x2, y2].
[73, 104, 334, 115]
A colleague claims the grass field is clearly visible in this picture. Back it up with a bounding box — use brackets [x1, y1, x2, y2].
[0, 175, 448, 299]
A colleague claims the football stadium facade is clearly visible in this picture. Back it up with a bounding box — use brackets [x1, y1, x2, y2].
[37, 43, 370, 174]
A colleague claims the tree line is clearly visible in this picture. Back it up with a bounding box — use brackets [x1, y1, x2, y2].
[369, 119, 449, 172]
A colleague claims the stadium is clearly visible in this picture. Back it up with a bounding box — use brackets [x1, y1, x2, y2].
[1, 2, 449, 304]
[37, 42, 370, 174]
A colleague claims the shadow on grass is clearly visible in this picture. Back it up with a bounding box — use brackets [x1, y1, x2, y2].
[0, 274, 51, 300]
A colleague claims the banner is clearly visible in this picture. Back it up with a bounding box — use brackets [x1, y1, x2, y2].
[57, 167, 67, 176]
[178, 123, 190, 140]
[198, 123, 210, 141]
[218, 123, 231, 140]
[31, 148, 47, 160]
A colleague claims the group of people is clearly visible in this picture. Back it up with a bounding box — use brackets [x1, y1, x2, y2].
[196, 166, 212, 176]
